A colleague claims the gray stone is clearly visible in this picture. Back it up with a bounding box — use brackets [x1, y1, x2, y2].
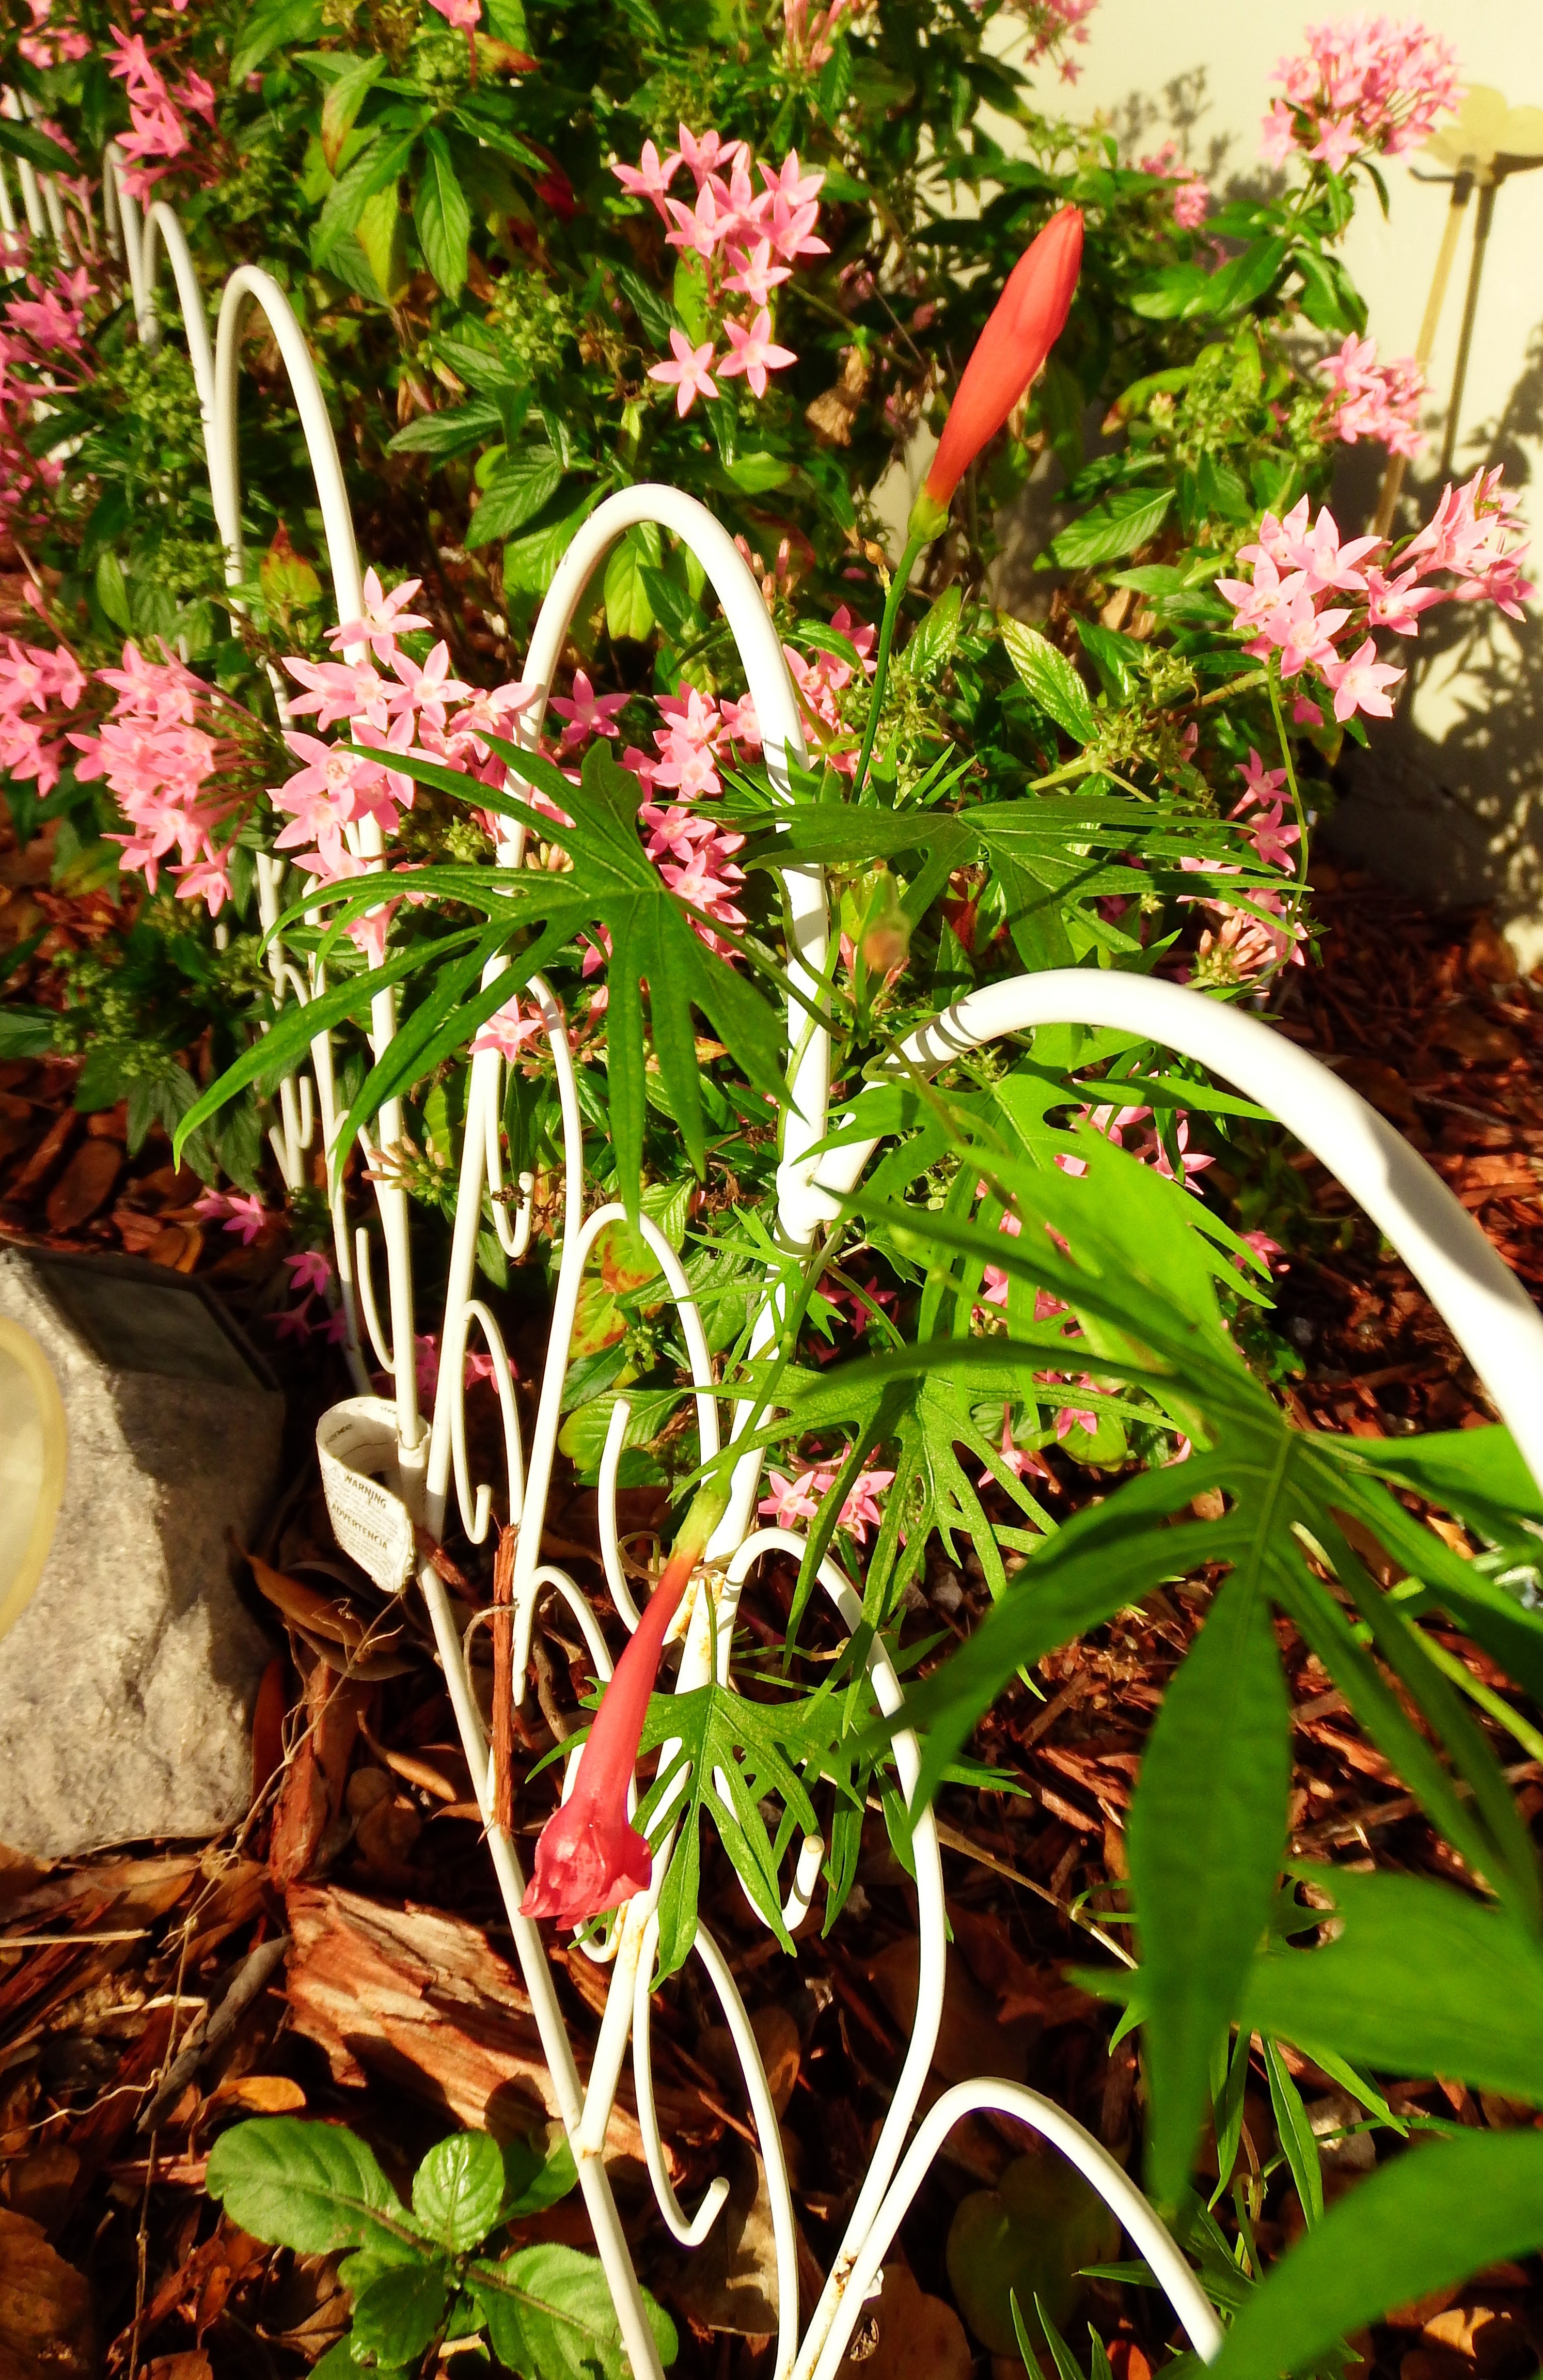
[0, 1246, 284, 1856]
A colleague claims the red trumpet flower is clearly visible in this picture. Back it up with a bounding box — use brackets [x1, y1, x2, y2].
[518, 1489, 725, 1929]
[910, 205, 1084, 540]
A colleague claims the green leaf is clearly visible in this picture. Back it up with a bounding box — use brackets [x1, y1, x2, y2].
[1263, 2035, 1323, 2227]
[95, 550, 131, 631]
[1048, 487, 1175, 572]
[1127, 1569, 1290, 2204]
[313, 127, 422, 268]
[321, 53, 385, 173]
[604, 535, 655, 644]
[502, 2135, 578, 2216]
[639, 1679, 823, 1976]
[997, 618, 1098, 744]
[204, 2118, 425, 2262]
[389, 395, 505, 457]
[0, 1007, 56, 1059]
[230, 0, 322, 80]
[1207, 2132, 1543, 2380]
[415, 126, 471, 302]
[413, 2131, 505, 2251]
[469, 2243, 678, 2380]
[0, 117, 81, 176]
[1193, 236, 1290, 319]
[1245, 1865, 1543, 2103]
[502, 490, 596, 592]
[351, 2263, 450, 2367]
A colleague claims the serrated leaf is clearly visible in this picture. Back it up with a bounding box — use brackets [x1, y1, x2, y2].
[466, 447, 563, 547]
[321, 53, 385, 173]
[313, 126, 421, 268]
[469, 2243, 678, 2380]
[388, 395, 505, 457]
[1048, 487, 1175, 572]
[415, 124, 471, 301]
[205, 2118, 425, 2262]
[604, 535, 655, 643]
[1127, 1569, 1290, 2204]
[997, 619, 1098, 744]
[351, 2263, 450, 2366]
[413, 2131, 505, 2251]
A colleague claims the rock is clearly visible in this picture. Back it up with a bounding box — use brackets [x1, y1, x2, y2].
[0, 1246, 283, 1856]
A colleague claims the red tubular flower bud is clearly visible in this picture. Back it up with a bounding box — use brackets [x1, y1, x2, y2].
[910, 205, 1084, 538]
[518, 1488, 726, 1929]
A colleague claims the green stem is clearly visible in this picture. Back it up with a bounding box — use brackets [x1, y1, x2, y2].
[1265, 653, 1312, 951]
[852, 533, 924, 802]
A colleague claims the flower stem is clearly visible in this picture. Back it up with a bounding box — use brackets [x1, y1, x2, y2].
[851, 533, 924, 801]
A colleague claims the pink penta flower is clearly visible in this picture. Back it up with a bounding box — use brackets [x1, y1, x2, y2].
[285, 1248, 334, 1296]
[222, 1192, 269, 1245]
[428, 0, 481, 28]
[548, 669, 629, 747]
[718, 308, 796, 397]
[838, 1465, 894, 1544]
[612, 137, 681, 208]
[1320, 636, 1405, 722]
[471, 997, 547, 1061]
[725, 239, 793, 306]
[759, 1466, 832, 1527]
[648, 328, 720, 416]
[329, 568, 433, 662]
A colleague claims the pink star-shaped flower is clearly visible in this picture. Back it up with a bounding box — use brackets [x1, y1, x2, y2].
[718, 309, 796, 399]
[648, 328, 720, 416]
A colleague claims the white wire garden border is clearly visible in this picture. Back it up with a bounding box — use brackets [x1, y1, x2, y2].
[14, 127, 1543, 2380]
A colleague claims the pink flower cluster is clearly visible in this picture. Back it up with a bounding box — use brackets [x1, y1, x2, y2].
[1139, 140, 1210, 231]
[1262, 16, 1459, 176]
[1188, 750, 1306, 988]
[1317, 332, 1424, 458]
[107, 28, 218, 204]
[0, 637, 85, 802]
[18, 0, 89, 69]
[782, 604, 876, 776]
[759, 1451, 895, 1543]
[1217, 476, 1533, 731]
[73, 645, 257, 915]
[782, 0, 852, 71]
[0, 246, 94, 544]
[613, 129, 824, 415]
[273, 571, 537, 957]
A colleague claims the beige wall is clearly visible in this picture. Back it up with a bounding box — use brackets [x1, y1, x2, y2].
[991, 3, 1543, 949]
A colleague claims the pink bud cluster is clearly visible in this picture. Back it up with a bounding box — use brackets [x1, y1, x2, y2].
[1139, 140, 1210, 231]
[782, 0, 852, 71]
[759, 1451, 895, 1543]
[1261, 15, 1459, 176]
[1216, 476, 1533, 732]
[72, 645, 259, 915]
[613, 128, 824, 415]
[1317, 332, 1424, 458]
[107, 28, 218, 203]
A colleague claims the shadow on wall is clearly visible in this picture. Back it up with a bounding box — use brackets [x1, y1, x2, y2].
[1329, 332, 1543, 948]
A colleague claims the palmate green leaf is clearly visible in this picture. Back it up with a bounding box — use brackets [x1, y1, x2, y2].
[848, 1130, 1541, 1932]
[412, 2130, 504, 2251]
[637, 1678, 823, 1977]
[205, 2117, 427, 2263]
[318, 735, 791, 1218]
[468, 2243, 678, 2380]
[1126, 1569, 1291, 2205]
[1207, 2132, 1543, 2380]
[1244, 1864, 1543, 2103]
